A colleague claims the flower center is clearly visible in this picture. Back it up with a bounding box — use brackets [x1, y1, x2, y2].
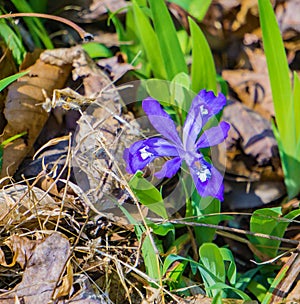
[200, 105, 208, 115]
[139, 146, 153, 160]
[193, 161, 212, 182]
[197, 165, 211, 182]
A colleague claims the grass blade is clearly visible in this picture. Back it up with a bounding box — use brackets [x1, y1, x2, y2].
[148, 0, 188, 80]
[293, 72, 300, 141]
[0, 71, 29, 91]
[0, 20, 26, 64]
[11, 0, 53, 49]
[258, 0, 293, 151]
[189, 17, 217, 93]
[132, 1, 167, 79]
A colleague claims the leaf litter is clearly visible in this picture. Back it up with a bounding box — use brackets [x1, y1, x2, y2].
[0, 0, 299, 303]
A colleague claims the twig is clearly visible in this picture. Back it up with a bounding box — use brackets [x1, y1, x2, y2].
[0, 12, 93, 41]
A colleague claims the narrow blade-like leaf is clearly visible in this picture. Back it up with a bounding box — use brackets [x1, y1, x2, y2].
[293, 72, 300, 141]
[189, 17, 217, 94]
[258, 0, 293, 151]
[0, 71, 29, 91]
[148, 0, 188, 80]
[11, 0, 53, 49]
[132, 1, 167, 79]
[0, 21, 26, 64]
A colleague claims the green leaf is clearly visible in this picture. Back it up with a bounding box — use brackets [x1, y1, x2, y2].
[191, 194, 222, 245]
[199, 243, 225, 297]
[258, 0, 300, 198]
[0, 71, 29, 91]
[11, 0, 53, 49]
[248, 207, 300, 258]
[293, 72, 300, 141]
[168, 0, 212, 21]
[164, 257, 188, 290]
[0, 21, 26, 64]
[129, 171, 168, 218]
[132, 1, 167, 79]
[81, 42, 113, 58]
[211, 291, 222, 304]
[189, 17, 217, 94]
[208, 282, 252, 300]
[116, 204, 161, 282]
[216, 74, 228, 96]
[145, 79, 171, 104]
[146, 221, 174, 236]
[258, 0, 293, 152]
[163, 254, 195, 275]
[219, 248, 237, 285]
[28, 0, 48, 12]
[247, 279, 268, 303]
[261, 265, 287, 304]
[199, 243, 226, 283]
[148, 0, 188, 79]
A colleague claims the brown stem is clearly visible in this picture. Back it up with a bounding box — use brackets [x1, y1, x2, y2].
[0, 12, 93, 41]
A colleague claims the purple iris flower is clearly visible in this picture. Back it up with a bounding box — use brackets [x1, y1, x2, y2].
[123, 90, 230, 201]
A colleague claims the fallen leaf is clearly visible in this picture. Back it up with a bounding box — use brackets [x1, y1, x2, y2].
[0, 184, 59, 228]
[0, 52, 72, 181]
[219, 100, 285, 209]
[41, 46, 142, 218]
[2, 235, 39, 268]
[97, 53, 137, 81]
[0, 233, 71, 304]
[79, 0, 127, 21]
[222, 100, 279, 168]
[270, 244, 300, 303]
[0, 43, 18, 133]
[222, 48, 275, 120]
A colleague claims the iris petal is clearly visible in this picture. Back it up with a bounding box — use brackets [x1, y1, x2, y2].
[189, 158, 224, 200]
[182, 102, 203, 151]
[193, 90, 226, 126]
[124, 137, 179, 174]
[142, 98, 182, 146]
[196, 121, 230, 149]
[155, 157, 182, 179]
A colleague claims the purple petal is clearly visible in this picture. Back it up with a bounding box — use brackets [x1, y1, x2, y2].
[142, 98, 182, 146]
[196, 121, 230, 149]
[192, 90, 227, 126]
[182, 101, 203, 151]
[189, 158, 224, 200]
[123, 137, 179, 174]
[155, 157, 182, 179]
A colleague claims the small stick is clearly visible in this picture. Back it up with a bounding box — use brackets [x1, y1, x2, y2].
[0, 12, 93, 41]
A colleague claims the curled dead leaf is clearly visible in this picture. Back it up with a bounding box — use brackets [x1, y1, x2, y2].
[1, 52, 72, 181]
[0, 184, 59, 228]
[0, 233, 71, 304]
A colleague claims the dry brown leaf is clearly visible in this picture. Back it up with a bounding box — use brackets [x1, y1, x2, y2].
[0, 233, 70, 304]
[97, 53, 137, 81]
[0, 44, 17, 133]
[219, 100, 285, 209]
[53, 259, 73, 299]
[222, 48, 275, 120]
[0, 52, 72, 181]
[3, 235, 39, 268]
[0, 184, 59, 227]
[79, 0, 127, 21]
[270, 244, 300, 303]
[231, 0, 258, 31]
[41, 46, 142, 218]
[222, 100, 279, 169]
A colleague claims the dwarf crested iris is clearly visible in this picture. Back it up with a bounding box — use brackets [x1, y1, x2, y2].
[123, 90, 230, 201]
